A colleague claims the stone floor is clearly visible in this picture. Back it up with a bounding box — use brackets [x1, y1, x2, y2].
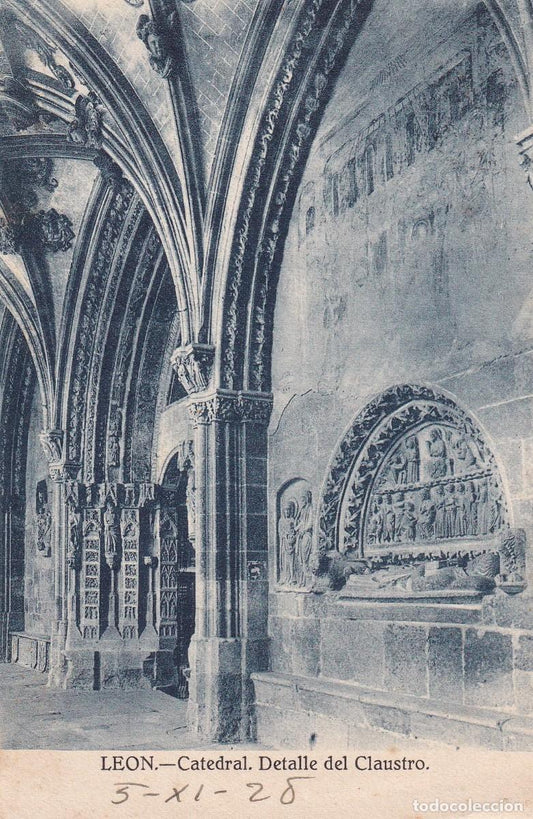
[0, 663, 220, 750]
[1, 663, 455, 752]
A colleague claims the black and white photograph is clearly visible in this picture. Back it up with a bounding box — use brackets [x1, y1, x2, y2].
[0, 0, 531, 814]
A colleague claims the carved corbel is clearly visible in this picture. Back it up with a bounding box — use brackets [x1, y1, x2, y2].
[136, 13, 179, 79]
[40, 429, 64, 464]
[93, 152, 122, 189]
[67, 92, 104, 149]
[171, 343, 215, 395]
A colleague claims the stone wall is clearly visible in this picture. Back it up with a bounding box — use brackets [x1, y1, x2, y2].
[265, 5, 533, 748]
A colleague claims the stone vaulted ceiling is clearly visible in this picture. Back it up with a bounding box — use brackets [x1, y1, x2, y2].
[0, 0, 531, 418]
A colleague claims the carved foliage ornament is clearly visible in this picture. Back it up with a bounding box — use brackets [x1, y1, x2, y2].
[250, 6, 358, 391]
[0, 209, 75, 255]
[67, 181, 135, 463]
[188, 392, 273, 427]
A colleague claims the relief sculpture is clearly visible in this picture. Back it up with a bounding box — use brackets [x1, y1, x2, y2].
[277, 480, 314, 589]
[363, 422, 505, 550]
[35, 481, 51, 557]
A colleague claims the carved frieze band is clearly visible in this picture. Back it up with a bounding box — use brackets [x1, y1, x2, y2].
[66, 180, 136, 465]
[188, 392, 273, 428]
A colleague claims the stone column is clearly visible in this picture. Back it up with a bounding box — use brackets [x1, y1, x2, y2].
[39, 429, 79, 687]
[0, 492, 20, 661]
[185, 390, 272, 741]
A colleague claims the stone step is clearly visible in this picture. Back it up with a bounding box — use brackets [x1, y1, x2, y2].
[252, 671, 533, 751]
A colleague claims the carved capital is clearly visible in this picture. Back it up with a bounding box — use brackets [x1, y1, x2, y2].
[516, 126, 533, 190]
[171, 343, 215, 394]
[188, 391, 273, 428]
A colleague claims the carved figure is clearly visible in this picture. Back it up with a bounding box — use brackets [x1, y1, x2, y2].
[390, 449, 407, 484]
[295, 490, 313, 586]
[453, 434, 478, 472]
[405, 435, 420, 482]
[104, 501, 120, 566]
[392, 492, 405, 541]
[36, 506, 52, 555]
[418, 488, 435, 540]
[478, 479, 490, 535]
[466, 480, 478, 535]
[383, 494, 395, 542]
[399, 500, 417, 541]
[456, 482, 468, 537]
[107, 408, 122, 466]
[426, 428, 448, 478]
[444, 483, 458, 538]
[278, 500, 297, 585]
[489, 477, 503, 533]
[136, 14, 175, 78]
[67, 507, 80, 568]
[367, 495, 384, 544]
[433, 485, 446, 538]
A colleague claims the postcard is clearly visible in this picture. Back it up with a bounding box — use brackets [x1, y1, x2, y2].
[0, 0, 531, 816]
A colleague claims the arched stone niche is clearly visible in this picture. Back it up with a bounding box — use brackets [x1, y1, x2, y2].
[277, 478, 314, 590]
[317, 385, 526, 595]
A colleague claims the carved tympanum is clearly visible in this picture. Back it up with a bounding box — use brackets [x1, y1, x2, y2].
[361, 421, 504, 551]
[317, 385, 524, 596]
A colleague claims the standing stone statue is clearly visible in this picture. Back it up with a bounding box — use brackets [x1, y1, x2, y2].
[104, 501, 120, 567]
[295, 490, 313, 587]
[426, 428, 448, 478]
[405, 435, 420, 483]
[278, 500, 297, 585]
[418, 488, 436, 540]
